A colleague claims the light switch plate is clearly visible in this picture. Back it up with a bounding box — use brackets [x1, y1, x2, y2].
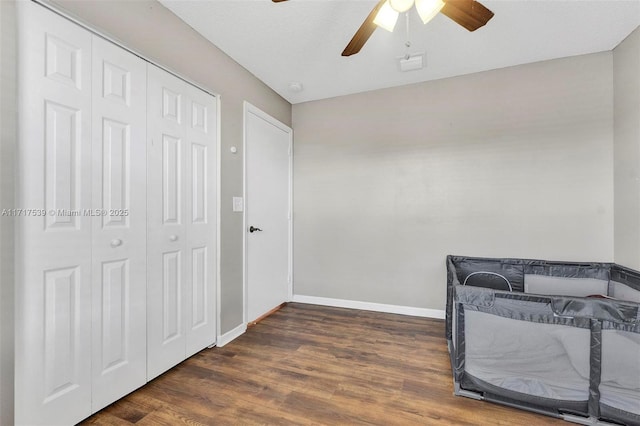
[232, 197, 244, 212]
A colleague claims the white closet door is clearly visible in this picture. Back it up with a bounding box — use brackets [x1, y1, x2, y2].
[147, 65, 217, 379]
[90, 35, 147, 412]
[16, 2, 93, 425]
[185, 85, 217, 357]
[147, 64, 189, 379]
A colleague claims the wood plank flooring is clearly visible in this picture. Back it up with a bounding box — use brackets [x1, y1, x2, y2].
[83, 303, 564, 425]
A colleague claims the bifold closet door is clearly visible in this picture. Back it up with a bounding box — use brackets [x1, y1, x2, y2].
[16, 2, 93, 424]
[184, 83, 217, 357]
[90, 35, 147, 413]
[147, 64, 217, 380]
[16, 2, 149, 423]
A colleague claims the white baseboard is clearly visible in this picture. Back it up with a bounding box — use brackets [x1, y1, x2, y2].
[291, 295, 445, 319]
[216, 322, 247, 347]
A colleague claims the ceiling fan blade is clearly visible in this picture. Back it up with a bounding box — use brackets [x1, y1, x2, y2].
[342, 0, 387, 57]
[440, 0, 494, 32]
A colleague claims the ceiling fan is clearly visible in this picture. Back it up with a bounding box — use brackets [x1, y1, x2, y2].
[272, 0, 494, 57]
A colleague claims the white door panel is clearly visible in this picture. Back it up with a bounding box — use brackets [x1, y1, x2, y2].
[185, 85, 217, 356]
[147, 65, 217, 376]
[16, 2, 92, 424]
[90, 35, 147, 413]
[245, 105, 292, 323]
[147, 64, 188, 380]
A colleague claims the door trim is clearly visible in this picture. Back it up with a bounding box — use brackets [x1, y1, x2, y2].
[215, 96, 222, 346]
[242, 102, 293, 325]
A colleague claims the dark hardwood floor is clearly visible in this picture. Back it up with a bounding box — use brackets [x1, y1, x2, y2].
[83, 303, 564, 425]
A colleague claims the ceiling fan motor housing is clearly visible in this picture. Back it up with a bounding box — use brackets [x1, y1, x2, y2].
[390, 0, 414, 13]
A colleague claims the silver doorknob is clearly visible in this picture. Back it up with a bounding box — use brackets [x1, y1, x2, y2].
[110, 238, 123, 248]
[169, 235, 178, 242]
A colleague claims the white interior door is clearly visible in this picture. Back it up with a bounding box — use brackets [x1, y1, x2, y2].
[245, 103, 292, 323]
[16, 2, 93, 424]
[90, 35, 147, 413]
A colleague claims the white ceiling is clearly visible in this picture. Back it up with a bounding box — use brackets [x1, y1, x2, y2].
[159, 0, 640, 104]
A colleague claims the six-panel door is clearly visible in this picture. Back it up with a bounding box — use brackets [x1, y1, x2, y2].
[147, 65, 217, 380]
[146, 65, 189, 379]
[184, 84, 217, 357]
[90, 35, 148, 414]
[16, 3, 93, 424]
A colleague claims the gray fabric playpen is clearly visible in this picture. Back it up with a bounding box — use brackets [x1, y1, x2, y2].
[446, 255, 640, 425]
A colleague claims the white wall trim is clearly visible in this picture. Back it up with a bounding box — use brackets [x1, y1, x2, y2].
[216, 322, 247, 347]
[291, 295, 446, 319]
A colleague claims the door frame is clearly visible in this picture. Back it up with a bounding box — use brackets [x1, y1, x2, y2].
[242, 102, 293, 325]
[215, 96, 223, 345]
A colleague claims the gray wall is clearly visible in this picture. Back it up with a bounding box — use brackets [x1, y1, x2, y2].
[293, 53, 615, 311]
[0, 0, 16, 423]
[49, 0, 292, 334]
[614, 27, 640, 270]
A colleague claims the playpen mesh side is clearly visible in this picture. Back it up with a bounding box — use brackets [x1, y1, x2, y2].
[611, 264, 640, 303]
[464, 310, 590, 402]
[599, 324, 640, 425]
[446, 256, 528, 340]
[453, 288, 592, 414]
[609, 282, 640, 302]
[524, 263, 610, 298]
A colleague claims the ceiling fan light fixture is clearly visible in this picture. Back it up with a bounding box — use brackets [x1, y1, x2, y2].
[389, 0, 414, 13]
[373, 0, 400, 32]
[415, 0, 445, 24]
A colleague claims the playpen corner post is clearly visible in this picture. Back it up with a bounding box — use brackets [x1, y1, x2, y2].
[588, 318, 602, 420]
[454, 302, 466, 383]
